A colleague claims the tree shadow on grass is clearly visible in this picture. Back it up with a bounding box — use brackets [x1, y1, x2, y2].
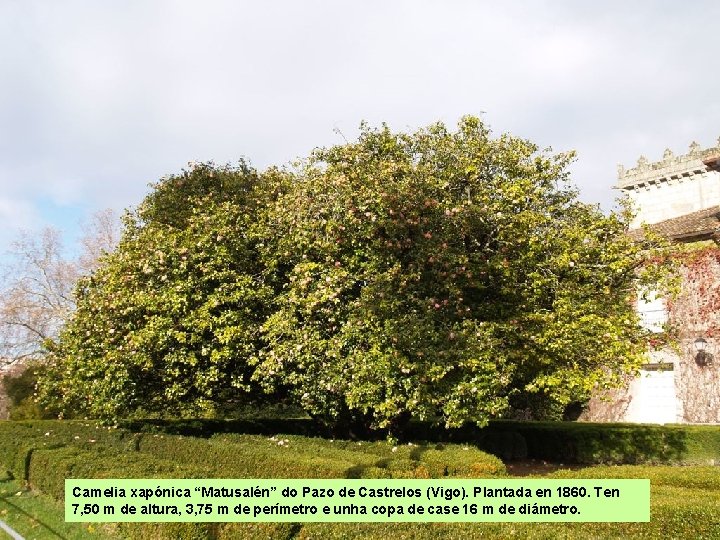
[0, 480, 67, 539]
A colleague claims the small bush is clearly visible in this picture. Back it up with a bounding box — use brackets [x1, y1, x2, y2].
[137, 433, 505, 480]
[1, 419, 719, 539]
[1, 364, 57, 420]
[138, 434, 367, 478]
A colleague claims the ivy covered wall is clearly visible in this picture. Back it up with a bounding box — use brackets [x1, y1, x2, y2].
[583, 245, 720, 424]
[670, 246, 720, 423]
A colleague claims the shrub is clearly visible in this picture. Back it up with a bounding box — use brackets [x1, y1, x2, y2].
[405, 420, 720, 465]
[1, 420, 720, 539]
[137, 433, 506, 480]
[1, 364, 57, 420]
[137, 433, 368, 479]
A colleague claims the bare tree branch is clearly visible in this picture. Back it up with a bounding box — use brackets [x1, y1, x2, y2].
[0, 209, 120, 366]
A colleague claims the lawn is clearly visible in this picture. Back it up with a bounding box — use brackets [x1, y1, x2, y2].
[0, 478, 115, 540]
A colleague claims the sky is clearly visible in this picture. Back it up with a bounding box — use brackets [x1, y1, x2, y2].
[1, 0, 719, 254]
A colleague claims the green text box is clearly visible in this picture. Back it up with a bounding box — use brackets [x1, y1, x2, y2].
[65, 479, 650, 523]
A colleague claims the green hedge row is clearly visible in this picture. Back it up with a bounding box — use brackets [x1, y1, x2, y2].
[481, 421, 720, 464]
[28, 446, 211, 501]
[293, 464, 720, 540]
[0, 420, 136, 480]
[138, 433, 377, 479]
[128, 417, 720, 465]
[136, 433, 506, 480]
[120, 417, 321, 438]
[0, 421, 506, 492]
[18, 419, 714, 480]
[20, 443, 258, 540]
[403, 420, 720, 464]
[2, 420, 720, 539]
[26, 445, 218, 540]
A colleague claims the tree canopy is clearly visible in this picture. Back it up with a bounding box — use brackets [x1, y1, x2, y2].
[40, 164, 272, 418]
[39, 118, 662, 431]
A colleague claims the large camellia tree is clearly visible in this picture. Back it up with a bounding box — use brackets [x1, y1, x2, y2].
[253, 117, 660, 434]
[41, 118, 664, 431]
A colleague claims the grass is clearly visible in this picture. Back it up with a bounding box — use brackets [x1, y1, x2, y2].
[0, 478, 117, 540]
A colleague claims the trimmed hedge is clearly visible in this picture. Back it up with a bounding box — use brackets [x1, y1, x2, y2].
[137, 433, 506, 479]
[0, 421, 505, 491]
[138, 433, 375, 479]
[297, 466, 720, 540]
[21, 439, 218, 540]
[28, 446, 211, 501]
[0, 420, 505, 540]
[405, 420, 720, 465]
[0, 421, 135, 481]
[120, 418, 321, 438]
[478, 421, 720, 465]
[120, 417, 720, 466]
[122, 417, 720, 465]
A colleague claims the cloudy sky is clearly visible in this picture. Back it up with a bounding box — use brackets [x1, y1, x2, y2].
[1, 0, 719, 252]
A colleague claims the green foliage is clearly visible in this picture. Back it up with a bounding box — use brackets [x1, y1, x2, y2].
[136, 160, 258, 229]
[254, 117, 659, 432]
[299, 463, 720, 539]
[0, 419, 504, 540]
[135, 432, 504, 480]
[28, 446, 211, 501]
[28, 445, 214, 540]
[0, 421, 135, 480]
[7, 397, 48, 420]
[39, 164, 273, 420]
[1, 420, 719, 540]
[0, 421, 505, 490]
[3, 367, 36, 405]
[2, 364, 57, 420]
[40, 118, 666, 431]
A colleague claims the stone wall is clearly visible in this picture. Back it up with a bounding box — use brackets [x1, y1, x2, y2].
[627, 171, 720, 228]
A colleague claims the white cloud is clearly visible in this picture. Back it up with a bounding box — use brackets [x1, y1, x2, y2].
[0, 0, 719, 250]
[0, 198, 41, 249]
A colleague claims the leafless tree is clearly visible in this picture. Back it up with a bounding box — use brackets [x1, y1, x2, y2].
[78, 208, 122, 273]
[0, 209, 120, 367]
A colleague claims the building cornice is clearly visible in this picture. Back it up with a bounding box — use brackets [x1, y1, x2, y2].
[617, 138, 720, 191]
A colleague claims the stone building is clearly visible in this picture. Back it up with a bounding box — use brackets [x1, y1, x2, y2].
[583, 139, 720, 424]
